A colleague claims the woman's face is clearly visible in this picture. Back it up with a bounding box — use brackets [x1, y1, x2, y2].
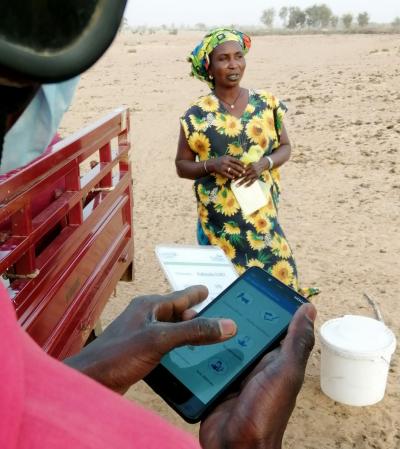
[208, 40, 246, 89]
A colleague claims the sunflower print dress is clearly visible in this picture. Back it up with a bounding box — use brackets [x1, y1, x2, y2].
[181, 89, 316, 296]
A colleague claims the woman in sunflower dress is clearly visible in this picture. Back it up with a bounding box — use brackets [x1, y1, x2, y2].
[175, 29, 317, 297]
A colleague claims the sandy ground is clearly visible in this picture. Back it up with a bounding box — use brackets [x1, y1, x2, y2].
[61, 31, 400, 449]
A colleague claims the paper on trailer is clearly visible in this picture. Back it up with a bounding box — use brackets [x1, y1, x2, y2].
[155, 245, 238, 312]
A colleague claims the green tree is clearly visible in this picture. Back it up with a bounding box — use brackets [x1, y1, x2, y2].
[261, 8, 275, 28]
[119, 17, 130, 33]
[305, 4, 332, 28]
[195, 23, 206, 30]
[279, 6, 289, 27]
[330, 15, 339, 28]
[342, 13, 353, 29]
[392, 17, 400, 28]
[287, 7, 306, 29]
[357, 12, 369, 27]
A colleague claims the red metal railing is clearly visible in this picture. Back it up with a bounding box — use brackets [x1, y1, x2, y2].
[0, 107, 133, 359]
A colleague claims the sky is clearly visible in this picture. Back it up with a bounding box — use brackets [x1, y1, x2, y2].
[125, 0, 400, 27]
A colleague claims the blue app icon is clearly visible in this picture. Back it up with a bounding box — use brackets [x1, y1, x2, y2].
[237, 291, 252, 305]
[263, 311, 279, 321]
[237, 335, 252, 348]
[208, 358, 227, 375]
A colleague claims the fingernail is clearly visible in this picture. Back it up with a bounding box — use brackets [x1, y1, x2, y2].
[304, 304, 317, 322]
[219, 319, 236, 336]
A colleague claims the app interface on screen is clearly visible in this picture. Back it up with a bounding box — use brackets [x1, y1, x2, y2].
[161, 276, 293, 404]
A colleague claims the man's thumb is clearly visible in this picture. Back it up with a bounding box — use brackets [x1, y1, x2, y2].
[158, 317, 237, 352]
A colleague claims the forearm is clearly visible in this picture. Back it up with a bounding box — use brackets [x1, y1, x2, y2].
[64, 349, 96, 377]
[266, 143, 291, 170]
[176, 159, 210, 180]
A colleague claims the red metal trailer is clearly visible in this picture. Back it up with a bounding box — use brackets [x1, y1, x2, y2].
[0, 107, 133, 360]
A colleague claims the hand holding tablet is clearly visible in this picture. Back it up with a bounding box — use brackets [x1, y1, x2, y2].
[145, 267, 309, 422]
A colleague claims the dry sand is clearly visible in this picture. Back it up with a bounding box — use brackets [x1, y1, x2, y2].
[61, 31, 400, 449]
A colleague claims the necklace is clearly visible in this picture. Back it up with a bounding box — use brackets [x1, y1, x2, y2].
[214, 88, 242, 109]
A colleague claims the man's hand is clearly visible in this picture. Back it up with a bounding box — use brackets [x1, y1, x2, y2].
[199, 303, 316, 449]
[65, 286, 237, 394]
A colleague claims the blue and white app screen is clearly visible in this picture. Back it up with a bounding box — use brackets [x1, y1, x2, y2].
[161, 277, 292, 404]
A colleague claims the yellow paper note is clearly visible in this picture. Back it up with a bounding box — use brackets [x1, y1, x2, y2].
[231, 180, 268, 216]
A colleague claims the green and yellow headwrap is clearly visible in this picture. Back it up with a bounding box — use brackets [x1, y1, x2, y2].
[188, 28, 251, 88]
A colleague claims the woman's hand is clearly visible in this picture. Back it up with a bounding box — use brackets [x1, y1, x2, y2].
[200, 304, 316, 449]
[236, 123, 292, 187]
[209, 156, 245, 180]
[64, 286, 237, 394]
[237, 158, 269, 186]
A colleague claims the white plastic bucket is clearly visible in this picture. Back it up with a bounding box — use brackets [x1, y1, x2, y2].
[319, 315, 396, 406]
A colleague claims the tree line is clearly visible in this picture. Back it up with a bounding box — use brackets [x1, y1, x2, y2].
[261, 4, 376, 29]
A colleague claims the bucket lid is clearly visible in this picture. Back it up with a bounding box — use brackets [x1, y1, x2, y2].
[320, 315, 396, 357]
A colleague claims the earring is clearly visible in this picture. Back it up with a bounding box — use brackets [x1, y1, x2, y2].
[209, 74, 213, 80]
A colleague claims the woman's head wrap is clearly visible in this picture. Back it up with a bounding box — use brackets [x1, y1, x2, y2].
[188, 28, 251, 88]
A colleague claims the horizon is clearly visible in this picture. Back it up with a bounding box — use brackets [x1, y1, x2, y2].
[125, 0, 400, 27]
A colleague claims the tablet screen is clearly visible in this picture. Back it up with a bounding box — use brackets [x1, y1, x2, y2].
[161, 269, 297, 405]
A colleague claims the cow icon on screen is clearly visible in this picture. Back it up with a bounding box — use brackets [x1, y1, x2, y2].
[237, 292, 251, 305]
